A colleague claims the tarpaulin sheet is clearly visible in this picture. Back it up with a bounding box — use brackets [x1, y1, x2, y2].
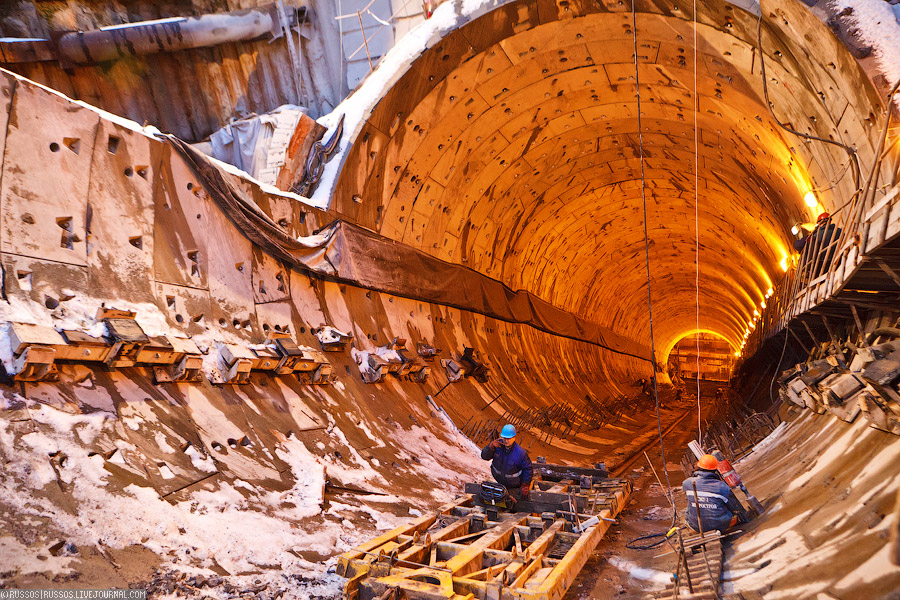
[168, 137, 652, 362]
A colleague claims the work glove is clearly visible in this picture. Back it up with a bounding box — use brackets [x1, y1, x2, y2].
[521, 483, 530, 499]
[489, 439, 502, 449]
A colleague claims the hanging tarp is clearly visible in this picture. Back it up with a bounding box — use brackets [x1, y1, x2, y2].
[167, 136, 652, 362]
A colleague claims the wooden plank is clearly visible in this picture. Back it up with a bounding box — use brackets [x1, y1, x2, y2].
[337, 495, 473, 576]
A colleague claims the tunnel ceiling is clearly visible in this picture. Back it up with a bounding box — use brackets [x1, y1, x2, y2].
[329, 0, 886, 358]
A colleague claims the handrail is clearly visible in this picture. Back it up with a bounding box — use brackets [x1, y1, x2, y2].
[739, 77, 900, 361]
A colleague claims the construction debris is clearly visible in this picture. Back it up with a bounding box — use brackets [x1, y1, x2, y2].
[338, 472, 632, 600]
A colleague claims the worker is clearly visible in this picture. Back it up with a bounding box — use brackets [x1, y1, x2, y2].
[481, 424, 533, 498]
[683, 454, 751, 532]
[793, 212, 842, 280]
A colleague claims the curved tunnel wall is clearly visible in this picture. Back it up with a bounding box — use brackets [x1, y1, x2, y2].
[325, 0, 890, 373]
[0, 67, 656, 490]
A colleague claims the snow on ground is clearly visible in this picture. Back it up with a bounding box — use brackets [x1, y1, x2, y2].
[0, 337, 492, 592]
[0, 389, 475, 592]
[835, 0, 900, 98]
[721, 411, 900, 597]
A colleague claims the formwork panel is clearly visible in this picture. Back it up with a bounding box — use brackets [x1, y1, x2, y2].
[252, 246, 291, 304]
[86, 119, 157, 303]
[205, 198, 256, 340]
[1, 79, 100, 265]
[153, 148, 209, 290]
[1, 252, 89, 308]
[154, 282, 212, 336]
[0, 71, 16, 178]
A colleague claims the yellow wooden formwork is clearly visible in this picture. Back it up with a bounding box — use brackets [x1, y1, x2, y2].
[338, 479, 632, 600]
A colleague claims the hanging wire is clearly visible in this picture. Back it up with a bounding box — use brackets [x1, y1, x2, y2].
[756, 6, 861, 190]
[692, 0, 702, 440]
[337, 0, 345, 99]
[630, 0, 674, 507]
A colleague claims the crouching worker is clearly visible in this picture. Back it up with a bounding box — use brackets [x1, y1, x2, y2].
[481, 424, 533, 498]
[683, 454, 751, 532]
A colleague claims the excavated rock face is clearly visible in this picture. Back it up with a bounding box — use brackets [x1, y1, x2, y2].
[327, 0, 891, 360]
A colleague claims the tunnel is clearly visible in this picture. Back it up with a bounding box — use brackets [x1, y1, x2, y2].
[321, 0, 885, 370]
[0, 0, 898, 597]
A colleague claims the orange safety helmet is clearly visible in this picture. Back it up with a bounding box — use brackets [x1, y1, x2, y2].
[697, 454, 719, 470]
[817, 212, 830, 223]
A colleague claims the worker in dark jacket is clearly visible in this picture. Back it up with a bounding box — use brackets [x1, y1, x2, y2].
[683, 454, 750, 532]
[481, 424, 533, 498]
[794, 212, 842, 280]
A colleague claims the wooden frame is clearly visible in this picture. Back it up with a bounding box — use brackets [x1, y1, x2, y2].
[338, 479, 632, 600]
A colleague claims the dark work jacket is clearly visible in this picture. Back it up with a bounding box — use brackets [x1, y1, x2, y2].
[481, 441, 533, 489]
[794, 223, 842, 279]
[683, 470, 745, 532]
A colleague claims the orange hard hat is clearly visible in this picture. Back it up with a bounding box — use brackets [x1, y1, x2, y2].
[817, 212, 830, 223]
[697, 454, 719, 470]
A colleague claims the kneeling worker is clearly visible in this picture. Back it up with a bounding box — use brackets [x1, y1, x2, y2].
[481, 424, 533, 498]
[683, 454, 751, 532]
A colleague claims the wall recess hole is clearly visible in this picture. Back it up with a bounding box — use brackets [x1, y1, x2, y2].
[44, 295, 59, 309]
[187, 251, 200, 277]
[16, 271, 32, 291]
[166, 296, 176, 309]
[49, 142, 60, 152]
[136, 166, 148, 179]
[57, 217, 75, 250]
[235, 262, 244, 272]
[129, 236, 143, 249]
[218, 318, 227, 327]
[277, 218, 289, 228]
[63, 138, 80, 154]
[107, 136, 120, 154]
[124, 167, 134, 177]
[175, 314, 184, 323]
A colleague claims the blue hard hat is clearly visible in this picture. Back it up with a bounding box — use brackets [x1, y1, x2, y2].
[500, 424, 516, 439]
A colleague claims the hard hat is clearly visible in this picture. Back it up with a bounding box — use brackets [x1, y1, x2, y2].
[500, 424, 516, 439]
[817, 212, 830, 223]
[697, 454, 718, 470]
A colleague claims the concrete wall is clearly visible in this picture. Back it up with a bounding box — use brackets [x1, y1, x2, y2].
[0, 69, 668, 517]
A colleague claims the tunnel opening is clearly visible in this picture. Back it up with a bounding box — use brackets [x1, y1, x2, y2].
[667, 331, 735, 383]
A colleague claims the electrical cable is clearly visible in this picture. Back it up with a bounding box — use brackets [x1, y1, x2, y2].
[692, 0, 702, 442]
[768, 323, 791, 405]
[756, 7, 862, 190]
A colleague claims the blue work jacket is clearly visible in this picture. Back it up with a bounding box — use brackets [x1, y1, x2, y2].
[481, 441, 533, 488]
[683, 470, 745, 532]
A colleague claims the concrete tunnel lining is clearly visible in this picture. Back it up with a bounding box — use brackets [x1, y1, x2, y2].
[314, 0, 889, 366]
[0, 0, 897, 595]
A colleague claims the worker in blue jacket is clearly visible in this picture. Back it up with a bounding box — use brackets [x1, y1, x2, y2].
[683, 454, 750, 532]
[481, 424, 533, 498]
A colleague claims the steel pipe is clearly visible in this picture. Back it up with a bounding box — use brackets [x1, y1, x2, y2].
[0, 4, 296, 65]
